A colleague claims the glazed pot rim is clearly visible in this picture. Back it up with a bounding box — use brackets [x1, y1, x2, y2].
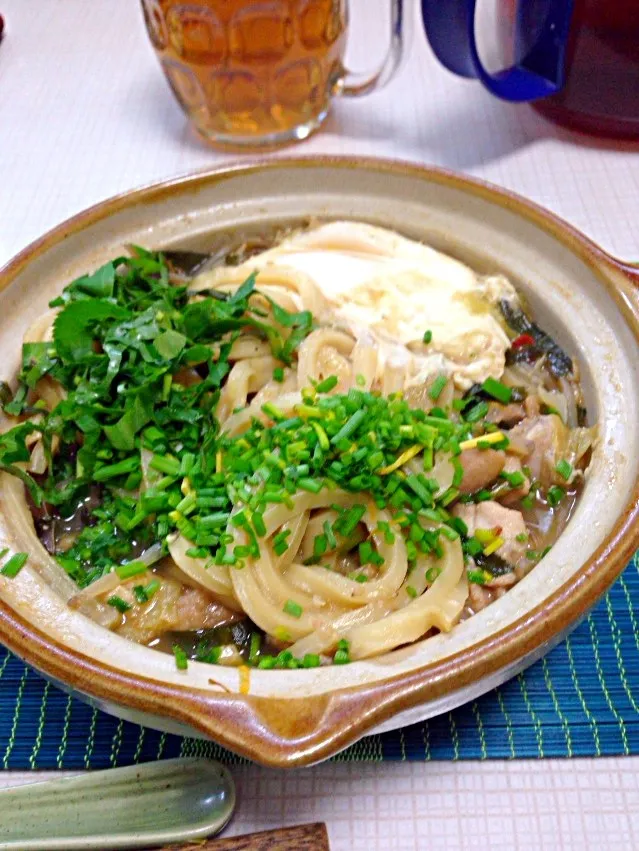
[1, 155, 639, 768]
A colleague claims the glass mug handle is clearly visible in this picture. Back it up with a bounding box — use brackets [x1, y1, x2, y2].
[421, 0, 573, 101]
[335, 0, 409, 97]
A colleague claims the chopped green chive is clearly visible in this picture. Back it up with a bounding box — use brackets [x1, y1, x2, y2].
[315, 375, 338, 393]
[467, 568, 488, 585]
[440, 486, 459, 507]
[423, 330, 432, 344]
[115, 561, 147, 580]
[252, 511, 266, 537]
[172, 644, 188, 670]
[451, 457, 464, 488]
[547, 485, 565, 507]
[273, 530, 291, 556]
[199, 512, 231, 527]
[428, 374, 448, 402]
[555, 459, 573, 481]
[262, 402, 286, 422]
[144, 579, 160, 599]
[133, 585, 149, 603]
[313, 534, 328, 557]
[333, 647, 350, 665]
[248, 631, 261, 665]
[311, 421, 329, 450]
[185, 546, 209, 559]
[330, 409, 366, 444]
[107, 595, 131, 613]
[465, 401, 489, 423]
[272, 367, 285, 383]
[149, 454, 181, 476]
[283, 599, 303, 618]
[297, 477, 323, 494]
[405, 474, 432, 505]
[93, 457, 140, 482]
[500, 469, 526, 488]
[481, 377, 513, 404]
[0, 552, 28, 578]
[359, 540, 373, 564]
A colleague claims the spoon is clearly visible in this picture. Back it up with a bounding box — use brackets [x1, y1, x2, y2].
[0, 758, 235, 850]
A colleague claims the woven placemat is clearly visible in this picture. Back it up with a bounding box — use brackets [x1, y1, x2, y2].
[1, 554, 639, 768]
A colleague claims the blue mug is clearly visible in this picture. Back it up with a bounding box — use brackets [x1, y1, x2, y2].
[421, 0, 574, 102]
[420, 0, 639, 137]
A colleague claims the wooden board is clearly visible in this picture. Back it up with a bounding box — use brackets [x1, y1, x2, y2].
[157, 822, 330, 850]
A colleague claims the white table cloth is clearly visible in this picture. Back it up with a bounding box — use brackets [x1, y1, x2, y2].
[1, 1, 639, 848]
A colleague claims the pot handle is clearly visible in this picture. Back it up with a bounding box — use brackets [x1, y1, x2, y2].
[421, 0, 573, 102]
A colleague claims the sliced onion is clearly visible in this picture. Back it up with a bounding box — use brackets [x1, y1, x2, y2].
[568, 426, 597, 467]
[538, 386, 568, 423]
[28, 440, 48, 475]
[427, 452, 455, 498]
[136, 542, 164, 568]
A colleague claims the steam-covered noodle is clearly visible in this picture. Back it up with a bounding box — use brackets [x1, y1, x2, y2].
[0, 222, 595, 669]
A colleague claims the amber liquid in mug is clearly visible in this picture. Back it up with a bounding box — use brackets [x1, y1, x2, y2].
[142, 0, 348, 145]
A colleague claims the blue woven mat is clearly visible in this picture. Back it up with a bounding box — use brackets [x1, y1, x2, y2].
[1, 554, 639, 768]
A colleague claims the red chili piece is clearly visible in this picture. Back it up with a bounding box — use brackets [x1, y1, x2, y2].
[511, 333, 535, 349]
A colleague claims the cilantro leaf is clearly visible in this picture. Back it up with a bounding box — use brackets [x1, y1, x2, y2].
[229, 271, 257, 304]
[0, 421, 41, 464]
[104, 390, 154, 451]
[53, 300, 130, 364]
[154, 329, 186, 360]
[66, 262, 116, 300]
[21, 342, 58, 388]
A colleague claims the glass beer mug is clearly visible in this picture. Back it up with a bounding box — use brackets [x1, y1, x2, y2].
[141, 0, 407, 147]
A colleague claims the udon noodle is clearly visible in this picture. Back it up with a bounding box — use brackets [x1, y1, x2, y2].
[0, 221, 596, 669]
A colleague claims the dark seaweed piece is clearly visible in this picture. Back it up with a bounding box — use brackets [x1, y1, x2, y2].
[183, 618, 256, 663]
[189, 288, 230, 302]
[500, 299, 573, 377]
[463, 383, 489, 402]
[506, 346, 540, 369]
[162, 251, 219, 280]
[230, 619, 253, 650]
[474, 552, 513, 576]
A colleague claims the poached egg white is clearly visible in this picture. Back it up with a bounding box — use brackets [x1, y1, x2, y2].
[215, 221, 517, 389]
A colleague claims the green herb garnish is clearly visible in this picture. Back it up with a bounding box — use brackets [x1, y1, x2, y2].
[555, 459, 573, 481]
[172, 643, 189, 670]
[0, 552, 28, 578]
[481, 377, 513, 404]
